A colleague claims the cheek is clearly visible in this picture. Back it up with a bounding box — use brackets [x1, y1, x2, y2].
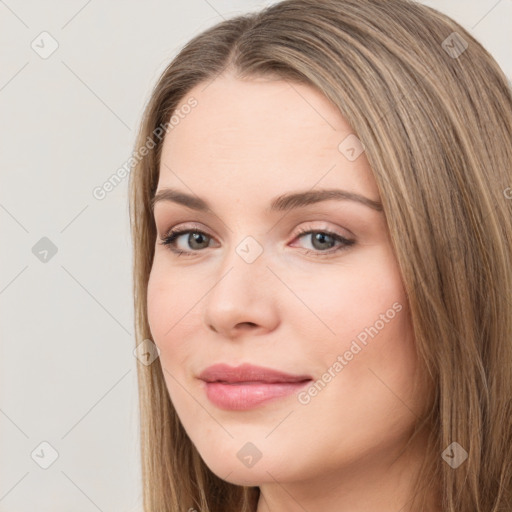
[294, 251, 408, 352]
[146, 266, 170, 343]
[291, 269, 418, 462]
[146, 264, 194, 359]
[293, 249, 417, 402]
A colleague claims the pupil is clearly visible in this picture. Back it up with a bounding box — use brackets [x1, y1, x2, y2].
[313, 233, 332, 250]
[190, 232, 207, 249]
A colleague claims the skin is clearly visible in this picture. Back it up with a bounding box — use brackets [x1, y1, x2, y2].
[147, 72, 437, 511]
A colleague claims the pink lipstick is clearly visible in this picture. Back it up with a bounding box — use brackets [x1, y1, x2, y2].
[198, 363, 312, 410]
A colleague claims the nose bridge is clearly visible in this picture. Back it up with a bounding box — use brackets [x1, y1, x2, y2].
[201, 231, 278, 333]
[210, 232, 268, 301]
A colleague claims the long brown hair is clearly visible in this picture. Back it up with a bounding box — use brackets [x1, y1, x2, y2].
[128, 0, 512, 510]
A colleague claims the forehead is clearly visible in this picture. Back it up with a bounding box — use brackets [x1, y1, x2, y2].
[157, 74, 379, 204]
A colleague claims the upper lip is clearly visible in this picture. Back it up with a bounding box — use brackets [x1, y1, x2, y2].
[198, 363, 312, 384]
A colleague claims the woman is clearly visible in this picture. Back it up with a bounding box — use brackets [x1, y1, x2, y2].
[128, 0, 512, 510]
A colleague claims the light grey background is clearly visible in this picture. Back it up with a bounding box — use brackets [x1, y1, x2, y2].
[0, 0, 510, 510]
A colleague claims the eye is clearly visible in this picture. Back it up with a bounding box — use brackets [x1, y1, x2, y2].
[291, 226, 355, 256]
[159, 228, 214, 256]
[158, 224, 355, 257]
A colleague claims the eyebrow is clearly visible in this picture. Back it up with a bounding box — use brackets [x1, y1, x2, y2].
[151, 187, 383, 213]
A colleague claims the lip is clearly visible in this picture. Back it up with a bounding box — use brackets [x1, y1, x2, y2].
[198, 363, 313, 410]
[198, 363, 312, 384]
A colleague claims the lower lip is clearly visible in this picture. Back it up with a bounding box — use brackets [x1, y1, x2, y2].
[202, 380, 312, 410]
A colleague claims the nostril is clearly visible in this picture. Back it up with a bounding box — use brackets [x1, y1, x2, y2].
[240, 322, 257, 328]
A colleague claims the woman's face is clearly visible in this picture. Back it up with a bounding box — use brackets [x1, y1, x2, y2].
[147, 74, 424, 492]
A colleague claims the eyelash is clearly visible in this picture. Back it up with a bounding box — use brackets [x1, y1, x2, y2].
[158, 225, 355, 258]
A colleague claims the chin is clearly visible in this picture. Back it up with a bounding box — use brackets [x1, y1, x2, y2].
[207, 447, 309, 488]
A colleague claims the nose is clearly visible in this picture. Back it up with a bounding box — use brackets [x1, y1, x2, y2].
[202, 240, 280, 339]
